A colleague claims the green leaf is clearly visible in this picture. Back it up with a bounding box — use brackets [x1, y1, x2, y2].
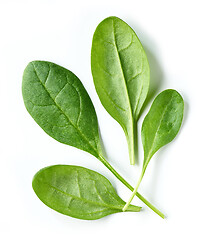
[123, 89, 184, 211]
[91, 16, 150, 165]
[141, 89, 184, 176]
[32, 165, 141, 220]
[22, 61, 102, 158]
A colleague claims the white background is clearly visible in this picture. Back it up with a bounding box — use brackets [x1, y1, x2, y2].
[0, 0, 210, 239]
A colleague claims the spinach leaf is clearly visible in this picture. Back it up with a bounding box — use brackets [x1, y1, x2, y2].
[91, 16, 150, 165]
[33, 165, 141, 220]
[141, 89, 184, 177]
[123, 89, 184, 211]
[22, 61, 164, 218]
[22, 61, 102, 158]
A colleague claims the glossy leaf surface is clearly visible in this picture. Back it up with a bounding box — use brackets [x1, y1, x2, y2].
[142, 89, 184, 176]
[91, 16, 150, 164]
[33, 165, 141, 220]
[22, 61, 102, 158]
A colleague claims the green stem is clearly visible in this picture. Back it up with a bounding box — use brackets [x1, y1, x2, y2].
[123, 171, 144, 211]
[98, 155, 165, 219]
[128, 136, 135, 165]
[127, 121, 135, 165]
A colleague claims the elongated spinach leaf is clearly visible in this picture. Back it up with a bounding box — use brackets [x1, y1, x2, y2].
[22, 61, 102, 158]
[33, 165, 141, 220]
[123, 89, 184, 211]
[141, 89, 184, 177]
[91, 16, 150, 165]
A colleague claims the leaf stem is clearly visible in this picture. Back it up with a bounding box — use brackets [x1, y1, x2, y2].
[128, 139, 135, 165]
[122, 171, 144, 211]
[98, 155, 165, 219]
[127, 122, 135, 165]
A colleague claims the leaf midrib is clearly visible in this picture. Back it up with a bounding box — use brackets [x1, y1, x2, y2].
[31, 63, 99, 156]
[112, 20, 133, 125]
[42, 181, 124, 211]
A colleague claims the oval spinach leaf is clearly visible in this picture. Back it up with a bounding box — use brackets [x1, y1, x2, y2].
[22, 61, 102, 158]
[123, 89, 184, 211]
[91, 16, 150, 165]
[141, 89, 184, 177]
[33, 165, 141, 220]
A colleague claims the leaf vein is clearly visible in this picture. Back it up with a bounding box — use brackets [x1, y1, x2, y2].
[101, 85, 126, 111]
[118, 34, 134, 52]
[112, 20, 133, 119]
[44, 67, 51, 85]
[54, 83, 68, 101]
[93, 181, 107, 204]
[47, 183, 124, 211]
[76, 170, 82, 198]
[127, 72, 141, 83]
